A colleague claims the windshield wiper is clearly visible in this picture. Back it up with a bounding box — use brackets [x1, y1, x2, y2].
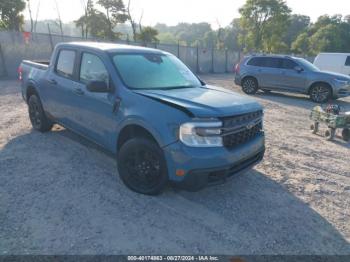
[157, 85, 195, 90]
[131, 85, 196, 91]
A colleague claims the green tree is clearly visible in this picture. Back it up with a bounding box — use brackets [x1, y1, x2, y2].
[75, 0, 111, 39]
[97, 0, 128, 40]
[136, 26, 158, 44]
[284, 14, 310, 48]
[89, 11, 111, 38]
[238, 0, 291, 52]
[0, 20, 7, 30]
[222, 18, 243, 51]
[291, 32, 310, 55]
[345, 15, 350, 24]
[299, 15, 350, 55]
[309, 24, 342, 54]
[0, 0, 26, 31]
[157, 32, 178, 44]
[202, 31, 216, 48]
[75, 15, 88, 37]
[176, 22, 212, 46]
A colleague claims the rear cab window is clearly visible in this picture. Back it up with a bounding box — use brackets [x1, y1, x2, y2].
[55, 49, 76, 79]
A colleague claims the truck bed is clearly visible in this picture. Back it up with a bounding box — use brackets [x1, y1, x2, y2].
[22, 60, 50, 70]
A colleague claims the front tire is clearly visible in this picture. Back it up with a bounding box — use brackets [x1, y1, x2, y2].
[28, 95, 53, 132]
[309, 84, 332, 103]
[310, 122, 319, 134]
[242, 77, 258, 95]
[117, 138, 168, 195]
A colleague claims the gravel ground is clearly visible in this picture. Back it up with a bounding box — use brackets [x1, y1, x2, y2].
[0, 75, 349, 255]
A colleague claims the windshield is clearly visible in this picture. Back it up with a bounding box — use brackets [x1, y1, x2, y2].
[296, 58, 320, 72]
[112, 53, 201, 90]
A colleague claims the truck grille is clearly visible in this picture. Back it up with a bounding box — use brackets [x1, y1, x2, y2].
[220, 111, 263, 149]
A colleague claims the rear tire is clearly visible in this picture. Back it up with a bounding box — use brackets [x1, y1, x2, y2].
[325, 128, 336, 141]
[342, 128, 350, 142]
[117, 138, 168, 195]
[242, 77, 258, 95]
[309, 84, 332, 103]
[28, 95, 53, 132]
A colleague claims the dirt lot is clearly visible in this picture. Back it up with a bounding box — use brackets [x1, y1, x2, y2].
[0, 75, 349, 255]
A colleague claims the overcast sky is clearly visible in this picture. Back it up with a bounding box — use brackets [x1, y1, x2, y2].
[25, 0, 350, 28]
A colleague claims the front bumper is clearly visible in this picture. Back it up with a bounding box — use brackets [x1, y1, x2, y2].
[163, 132, 265, 191]
[333, 83, 350, 98]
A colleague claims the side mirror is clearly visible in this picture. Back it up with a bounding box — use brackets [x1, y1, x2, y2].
[86, 80, 110, 93]
[294, 66, 304, 73]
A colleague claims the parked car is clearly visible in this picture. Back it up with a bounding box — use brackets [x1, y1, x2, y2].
[19, 42, 265, 195]
[314, 53, 350, 76]
[234, 55, 350, 103]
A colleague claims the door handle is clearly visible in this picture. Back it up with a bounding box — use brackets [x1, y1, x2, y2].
[48, 79, 57, 85]
[113, 97, 122, 113]
[73, 88, 84, 96]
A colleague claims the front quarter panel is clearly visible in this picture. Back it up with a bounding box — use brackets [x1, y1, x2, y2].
[115, 89, 192, 151]
[307, 72, 335, 94]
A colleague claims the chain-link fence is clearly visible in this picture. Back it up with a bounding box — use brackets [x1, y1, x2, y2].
[0, 31, 242, 78]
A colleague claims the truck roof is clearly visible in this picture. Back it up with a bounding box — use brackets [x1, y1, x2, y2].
[247, 54, 299, 59]
[317, 52, 350, 56]
[57, 41, 165, 54]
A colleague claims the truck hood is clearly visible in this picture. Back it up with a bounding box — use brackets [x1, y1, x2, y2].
[134, 85, 262, 118]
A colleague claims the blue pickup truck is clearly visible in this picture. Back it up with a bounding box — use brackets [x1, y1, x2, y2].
[19, 42, 265, 195]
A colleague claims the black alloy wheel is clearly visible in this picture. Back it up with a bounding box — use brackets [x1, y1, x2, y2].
[28, 95, 53, 132]
[242, 77, 258, 95]
[117, 138, 168, 195]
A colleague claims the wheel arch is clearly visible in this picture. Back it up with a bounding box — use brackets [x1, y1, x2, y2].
[307, 81, 333, 96]
[117, 124, 160, 153]
[242, 75, 258, 85]
[26, 84, 39, 101]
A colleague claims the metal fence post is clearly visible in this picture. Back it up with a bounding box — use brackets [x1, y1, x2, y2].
[47, 24, 54, 52]
[0, 44, 8, 77]
[225, 49, 228, 73]
[196, 44, 199, 74]
[177, 40, 180, 58]
[211, 46, 214, 73]
[126, 35, 130, 45]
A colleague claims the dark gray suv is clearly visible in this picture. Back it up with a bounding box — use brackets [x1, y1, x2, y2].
[234, 55, 350, 103]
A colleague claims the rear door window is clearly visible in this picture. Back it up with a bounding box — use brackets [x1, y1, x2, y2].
[56, 50, 76, 78]
[345, 56, 350, 66]
[263, 57, 283, 68]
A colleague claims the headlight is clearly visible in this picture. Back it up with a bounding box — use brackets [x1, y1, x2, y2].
[334, 78, 349, 85]
[179, 121, 223, 147]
